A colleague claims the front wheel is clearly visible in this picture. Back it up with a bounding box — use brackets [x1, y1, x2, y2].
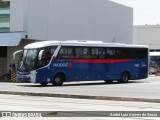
[119, 72, 129, 83]
[52, 74, 65, 86]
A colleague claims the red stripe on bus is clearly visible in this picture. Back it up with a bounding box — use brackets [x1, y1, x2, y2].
[68, 59, 131, 63]
[48, 56, 56, 58]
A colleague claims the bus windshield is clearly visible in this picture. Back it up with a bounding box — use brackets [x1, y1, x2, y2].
[18, 46, 57, 72]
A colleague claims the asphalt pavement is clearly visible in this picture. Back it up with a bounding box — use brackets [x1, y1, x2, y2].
[0, 75, 160, 103]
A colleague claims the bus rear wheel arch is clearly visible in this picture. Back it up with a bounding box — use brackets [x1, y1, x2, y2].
[119, 72, 130, 83]
[52, 73, 65, 86]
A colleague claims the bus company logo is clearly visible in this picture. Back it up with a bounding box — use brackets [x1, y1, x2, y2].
[53, 62, 72, 68]
[68, 62, 72, 68]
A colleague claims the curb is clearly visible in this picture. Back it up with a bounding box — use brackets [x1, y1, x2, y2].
[0, 90, 160, 103]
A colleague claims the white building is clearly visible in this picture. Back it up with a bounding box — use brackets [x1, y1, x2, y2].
[1, 0, 133, 75]
[134, 25, 160, 51]
[11, 0, 133, 42]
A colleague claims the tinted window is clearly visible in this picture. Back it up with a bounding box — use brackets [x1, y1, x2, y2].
[135, 48, 148, 59]
[75, 47, 90, 59]
[121, 48, 134, 59]
[91, 48, 105, 59]
[58, 47, 74, 59]
[106, 47, 148, 59]
[37, 46, 57, 68]
[106, 48, 116, 59]
[57, 46, 148, 60]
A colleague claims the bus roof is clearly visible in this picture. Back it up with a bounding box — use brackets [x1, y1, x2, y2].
[24, 40, 149, 49]
[150, 52, 160, 56]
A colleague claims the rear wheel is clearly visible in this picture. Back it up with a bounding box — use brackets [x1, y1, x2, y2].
[119, 72, 129, 83]
[52, 74, 65, 86]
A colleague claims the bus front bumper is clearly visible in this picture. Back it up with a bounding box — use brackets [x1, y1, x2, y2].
[17, 71, 37, 83]
[17, 74, 31, 83]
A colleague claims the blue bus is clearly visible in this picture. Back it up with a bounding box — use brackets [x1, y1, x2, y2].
[17, 40, 149, 86]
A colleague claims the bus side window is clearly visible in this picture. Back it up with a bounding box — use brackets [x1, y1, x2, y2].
[37, 46, 56, 67]
[135, 49, 148, 59]
[57, 47, 74, 59]
[106, 48, 116, 59]
[91, 48, 105, 59]
[91, 48, 99, 58]
[98, 48, 105, 59]
[121, 48, 128, 59]
[75, 47, 90, 59]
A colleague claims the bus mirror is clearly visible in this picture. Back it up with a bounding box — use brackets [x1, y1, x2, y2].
[38, 50, 45, 60]
[13, 50, 23, 60]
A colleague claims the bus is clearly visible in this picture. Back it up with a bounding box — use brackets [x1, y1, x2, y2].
[149, 52, 160, 74]
[16, 40, 149, 86]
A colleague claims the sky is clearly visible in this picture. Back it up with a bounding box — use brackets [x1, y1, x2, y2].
[110, 0, 160, 25]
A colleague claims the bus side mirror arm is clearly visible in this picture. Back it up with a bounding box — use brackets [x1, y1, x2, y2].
[13, 50, 23, 60]
[38, 50, 45, 60]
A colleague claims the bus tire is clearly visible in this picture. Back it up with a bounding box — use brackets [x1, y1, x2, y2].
[119, 72, 129, 83]
[52, 74, 65, 86]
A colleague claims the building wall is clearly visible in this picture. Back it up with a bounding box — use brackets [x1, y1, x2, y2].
[11, 0, 133, 43]
[134, 25, 160, 50]
[10, 0, 24, 32]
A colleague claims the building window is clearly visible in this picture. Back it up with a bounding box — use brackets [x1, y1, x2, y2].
[0, 0, 10, 32]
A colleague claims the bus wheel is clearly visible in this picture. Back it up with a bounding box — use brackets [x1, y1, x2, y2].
[119, 72, 129, 83]
[53, 74, 65, 86]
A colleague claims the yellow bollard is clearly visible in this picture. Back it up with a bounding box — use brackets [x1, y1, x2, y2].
[11, 72, 17, 82]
